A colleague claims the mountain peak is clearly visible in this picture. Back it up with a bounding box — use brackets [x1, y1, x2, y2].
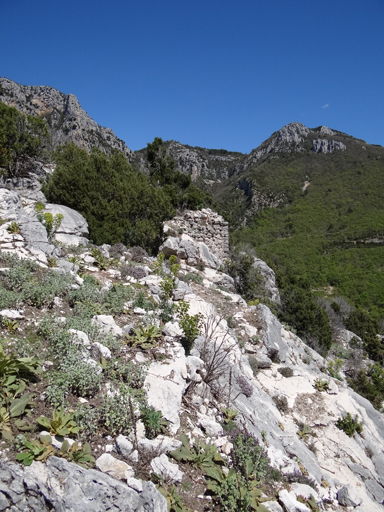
[0, 77, 133, 159]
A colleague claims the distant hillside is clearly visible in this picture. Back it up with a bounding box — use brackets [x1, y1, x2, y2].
[0, 77, 133, 159]
[213, 122, 384, 319]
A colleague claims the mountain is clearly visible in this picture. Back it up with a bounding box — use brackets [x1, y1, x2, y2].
[2, 77, 384, 318]
[210, 122, 384, 319]
[133, 140, 245, 180]
[0, 77, 133, 159]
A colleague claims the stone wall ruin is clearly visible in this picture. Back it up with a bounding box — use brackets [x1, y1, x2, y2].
[163, 208, 229, 260]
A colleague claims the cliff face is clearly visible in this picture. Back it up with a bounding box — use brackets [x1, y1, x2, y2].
[0, 77, 133, 159]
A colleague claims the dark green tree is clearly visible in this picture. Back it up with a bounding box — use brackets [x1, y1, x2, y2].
[43, 143, 175, 252]
[0, 102, 49, 176]
[146, 137, 212, 210]
[345, 309, 383, 361]
[280, 283, 332, 353]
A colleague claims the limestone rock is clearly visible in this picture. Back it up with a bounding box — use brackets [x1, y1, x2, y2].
[252, 256, 280, 304]
[312, 139, 346, 153]
[150, 454, 184, 483]
[0, 456, 167, 511]
[96, 453, 132, 480]
[137, 436, 182, 456]
[115, 435, 133, 457]
[278, 489, 311, 511]
[0, 77, 133, 159]
[337, 485, 362, 507]
[92, 315, 123, 337]
[256, 304, 289, 363]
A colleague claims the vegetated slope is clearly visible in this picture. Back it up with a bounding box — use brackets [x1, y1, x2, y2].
[215, 123, 384, 320]
[0, 77, 133, 159]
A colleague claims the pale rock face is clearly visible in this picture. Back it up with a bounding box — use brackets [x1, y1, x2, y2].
[337, 485, 362, 507]
[144, 347, 188, 433]
[96, 453, 132, 480]
[0, 77, 133, 159]
[311, 138, 346, 153]
[252, 256, 280, 304]
[278, 489, 311, 512]
[92, 315, 123, 337]
[150, 454, 183, 483]
[0, 456, 167, 511]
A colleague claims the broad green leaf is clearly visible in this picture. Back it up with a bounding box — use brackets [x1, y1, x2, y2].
[9, 393, 31, 417]
[37, 416, 51, 429]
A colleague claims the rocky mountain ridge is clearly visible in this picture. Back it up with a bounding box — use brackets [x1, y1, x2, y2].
[0, 77, 133, 159]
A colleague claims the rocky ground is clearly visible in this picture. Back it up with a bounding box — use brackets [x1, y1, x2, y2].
[0, 182, 383, 511]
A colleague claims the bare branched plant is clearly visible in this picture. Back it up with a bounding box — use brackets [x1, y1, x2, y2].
[199, 314, 238, 386]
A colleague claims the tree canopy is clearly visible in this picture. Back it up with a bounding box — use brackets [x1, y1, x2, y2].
[0, 102, 49, 177]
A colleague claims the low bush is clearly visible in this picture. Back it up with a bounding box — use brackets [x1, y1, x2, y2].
[336, 412, 363, 437]
[121, 265, 146, 280]
[277, 367, 294, 378]
[272, 395, 289, 414]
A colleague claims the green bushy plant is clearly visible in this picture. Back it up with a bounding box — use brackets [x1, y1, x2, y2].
[7, 222, 20, 234]
[175, 301, 204, 355]
[36, 407, 80, 437]
[127, 324, 162, 350]
[313, 378, 330, 392]
[99, 386, 137, 436]
[140, 405, 169, 439]
[336, 413, 363, 437]
[347, 363, 384, 411]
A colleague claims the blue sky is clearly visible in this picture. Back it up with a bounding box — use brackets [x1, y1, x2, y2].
[2, 0, 383, 153]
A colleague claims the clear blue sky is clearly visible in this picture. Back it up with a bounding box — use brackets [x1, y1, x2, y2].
[2, 0, 383, 153]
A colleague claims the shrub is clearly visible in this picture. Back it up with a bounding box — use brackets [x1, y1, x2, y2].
[313, 378, 330, 392]
[280, 284, 332, 354]
[109, 243, 127, 259]
[121, 265, 146, 280]
[130, 246, 148, 263]
[277, 367, 294, 378]
[99, 386, 137, 436]
[0, 102, 50, 177]
[345, 309, 383, 361]
[140, 405, 169, 439]
[347, 363, 384, 411]
[7, 222, 20, 234]
[43, 144, 177, 252]
[132, 290, 154, 311]
[336, 413, 363, 437]
[229, 428, 271, 483]
[75, 404, 100, 441]
[272, 395, 289, 414]
[182, 272, 203, 285]
[248, 356, 259, 377]
[175, 301, 204, 356]
[237, 375, 253, 397]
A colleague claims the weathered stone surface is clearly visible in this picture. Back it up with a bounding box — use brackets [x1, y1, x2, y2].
[95, 453, 132, 480]
[150, 454, 183, 483]
[0, 456, 167, 511]
[252, 256, 280, 304]
[365, 479, 384, 504]
[0, 309, 24, 319]
[278, 489, 310, 512]
[256, 304, 289, 362]
[145, 353, 187, 434]
[0, 77, 133, 159]
[137, 436, 182, 456]
[337, 485, 362, 507]
[115, 435, 133, 457]
[92, 315, 122, 337]
[312, 138, 346, 153]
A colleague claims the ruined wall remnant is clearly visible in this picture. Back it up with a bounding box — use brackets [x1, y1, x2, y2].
[163, 208, 229, 260]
